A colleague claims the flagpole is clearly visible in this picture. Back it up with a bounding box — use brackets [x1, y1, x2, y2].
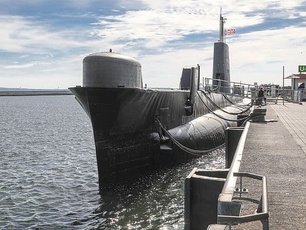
[219, 8, 225, 42]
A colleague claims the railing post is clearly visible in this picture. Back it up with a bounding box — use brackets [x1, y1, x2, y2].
[225, 127, 244, 168]
[185, 169, 228, 230]
[239, 175, 243, 198]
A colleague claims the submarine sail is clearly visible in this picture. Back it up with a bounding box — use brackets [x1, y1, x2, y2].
[212, 12, 231, 93]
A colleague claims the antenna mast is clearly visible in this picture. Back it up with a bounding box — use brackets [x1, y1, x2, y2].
[219, 8, 226, 42]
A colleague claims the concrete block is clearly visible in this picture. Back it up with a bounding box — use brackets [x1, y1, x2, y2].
[185, 169, 228, 230]
[225, 127, 244, 168]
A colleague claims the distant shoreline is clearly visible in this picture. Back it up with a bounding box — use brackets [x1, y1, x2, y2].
[0, 90, 72, 96]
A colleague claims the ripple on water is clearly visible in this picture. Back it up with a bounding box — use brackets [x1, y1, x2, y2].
[0, 96, 226, 229]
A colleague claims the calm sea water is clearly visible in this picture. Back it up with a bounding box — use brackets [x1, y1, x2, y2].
[0, 95, 225, 229]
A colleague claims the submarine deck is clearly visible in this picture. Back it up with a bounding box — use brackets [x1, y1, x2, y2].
[232, 102, 306, 229]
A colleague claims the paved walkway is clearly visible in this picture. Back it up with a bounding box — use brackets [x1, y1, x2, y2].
[233, 102, 306, 229]
[271, 102, 306, 154]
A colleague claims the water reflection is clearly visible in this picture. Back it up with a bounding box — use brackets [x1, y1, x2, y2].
[91, 149, 225, 229]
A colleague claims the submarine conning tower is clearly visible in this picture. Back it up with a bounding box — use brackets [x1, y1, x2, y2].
[83, 50, 143, 88]
[212, 12, 230, 94]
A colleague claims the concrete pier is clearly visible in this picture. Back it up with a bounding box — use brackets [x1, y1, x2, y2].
[0, 89, 72, 96]
[231, 102, 306, 229]
[187, 102, 306, 230]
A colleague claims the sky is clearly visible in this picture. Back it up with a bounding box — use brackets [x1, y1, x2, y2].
[0, 0, 305, 89]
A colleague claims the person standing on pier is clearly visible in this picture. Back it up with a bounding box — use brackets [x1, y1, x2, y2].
[298, 83, 305, 102]
[258, 87, 266, 105]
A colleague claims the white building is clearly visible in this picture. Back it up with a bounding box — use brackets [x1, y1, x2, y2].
[286, 73, 306, 101]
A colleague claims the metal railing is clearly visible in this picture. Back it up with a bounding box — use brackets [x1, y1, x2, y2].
[204, 77, 303, 104]
[214, 122, 269, 229]
[218, 172, 269, 229]
[203, 78, 255, 99]
[147, 78, 303, 104]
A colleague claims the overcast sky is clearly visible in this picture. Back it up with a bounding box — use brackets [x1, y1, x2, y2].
[0, 0, 305, 89]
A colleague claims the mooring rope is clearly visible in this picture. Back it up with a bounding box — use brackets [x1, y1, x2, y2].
[155, 118, 225, 156]
[223, 94, 252, 108]
[240, 114, 265, 126]
[200, 90, 252, 115]
[223, 93, 235, 105]
[206, 85, 220, 92]
[197, 92, 250, 122]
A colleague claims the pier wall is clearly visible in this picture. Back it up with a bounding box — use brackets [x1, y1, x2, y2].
[0, 90, 72, 96]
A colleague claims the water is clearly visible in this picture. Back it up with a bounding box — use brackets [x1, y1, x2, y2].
[0, 95, 225, 229]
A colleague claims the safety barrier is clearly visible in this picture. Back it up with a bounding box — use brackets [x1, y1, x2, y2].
[204, 77, 304, 104]
[211, 121, 269, 230]
[217, 172, 269, 229]
[204, 78, 256, 99]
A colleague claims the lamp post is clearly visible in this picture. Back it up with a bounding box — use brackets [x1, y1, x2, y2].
[283, 66, 285, 105]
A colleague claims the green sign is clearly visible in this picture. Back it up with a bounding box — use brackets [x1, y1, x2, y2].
[298, 65, 306, 72]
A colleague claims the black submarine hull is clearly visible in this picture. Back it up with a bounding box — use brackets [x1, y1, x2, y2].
[70, 87, 243, 185]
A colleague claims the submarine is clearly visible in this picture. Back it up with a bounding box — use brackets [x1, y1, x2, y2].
[69, 14, 251, 187]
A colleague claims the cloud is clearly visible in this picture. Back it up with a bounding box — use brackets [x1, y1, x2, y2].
[0, 15, 96, 54]
[140, 46, 213, 88]
[0, 54, 83, 88]
[94, 0, 298, 55]
[94, 9, 231, 52]
[4, 63, 36, 69]
[0, 0, 305, 89]
[228, 24, 306, 85]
